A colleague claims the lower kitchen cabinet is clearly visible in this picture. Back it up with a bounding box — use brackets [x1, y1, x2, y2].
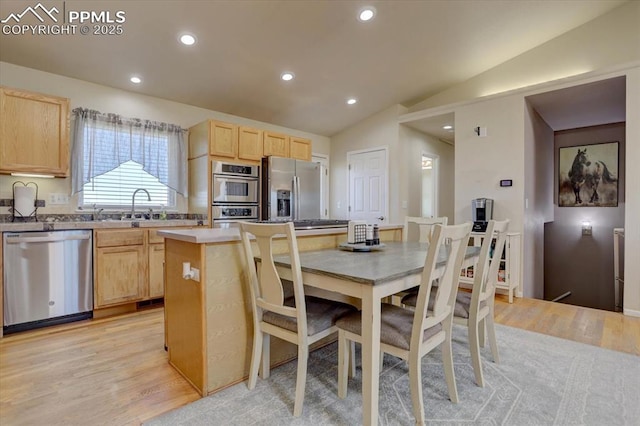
[94, 229, 146, 308]
[94, 228, 174, 310]
[95, 244, 146, 306]
[148, 230, 166, 299]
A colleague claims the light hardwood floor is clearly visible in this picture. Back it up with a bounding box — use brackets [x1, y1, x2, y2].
[1, 297, 638, 426]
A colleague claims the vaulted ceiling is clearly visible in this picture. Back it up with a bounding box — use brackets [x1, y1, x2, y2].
[0, 0, 626, 136]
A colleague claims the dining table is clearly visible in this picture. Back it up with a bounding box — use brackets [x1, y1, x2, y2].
[268, 241, 481, 425]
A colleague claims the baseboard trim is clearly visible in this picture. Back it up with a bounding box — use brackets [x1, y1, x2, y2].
[623, 308, 640, 317]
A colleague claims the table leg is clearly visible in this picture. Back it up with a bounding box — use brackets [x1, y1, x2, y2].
[361, 289, 381, 425]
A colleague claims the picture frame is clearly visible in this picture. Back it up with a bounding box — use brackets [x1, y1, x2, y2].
[558, 141, 619, 207]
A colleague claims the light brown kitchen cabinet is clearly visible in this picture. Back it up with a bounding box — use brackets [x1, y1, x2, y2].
[0, 86, 70, 177]
[209, 120, 238, 158]
[289, 136, 312, 161]
[148, 230, 166, 299]
[94, 229, 146, 307]
[238, 126, 263, 161]
[94, 228, 187, 310]
[263, 131, 290, 157]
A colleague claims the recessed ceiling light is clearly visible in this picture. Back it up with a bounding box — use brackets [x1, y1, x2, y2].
[346, 98, 357, 105]
[130, 76, 141, 84]
[358, 7, 376, 22]
[179, 34, 196, 45]
[443, 125, 453, 130]
[281, 72, 295, 81]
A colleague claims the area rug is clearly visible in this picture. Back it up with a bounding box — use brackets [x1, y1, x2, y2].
[145, 324, 639, 425]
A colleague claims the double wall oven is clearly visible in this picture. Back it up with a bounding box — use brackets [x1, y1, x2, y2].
[211, 160, 259, 228]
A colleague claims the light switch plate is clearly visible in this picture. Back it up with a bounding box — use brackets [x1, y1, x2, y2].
[49, 193, 69, 204]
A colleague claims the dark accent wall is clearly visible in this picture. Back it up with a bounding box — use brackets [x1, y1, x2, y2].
[544, 123, 625, 311]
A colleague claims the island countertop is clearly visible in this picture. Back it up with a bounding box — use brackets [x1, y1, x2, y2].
[157, 223, 403, 244]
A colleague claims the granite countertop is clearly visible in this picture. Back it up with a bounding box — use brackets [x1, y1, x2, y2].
[158, 224, 403, 244]
[0, 219, 203, 232]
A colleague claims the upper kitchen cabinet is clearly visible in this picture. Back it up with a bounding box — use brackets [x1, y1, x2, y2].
[289, 136, 312, 161]
[263, 131, 289, 157]
[0, 86, 70, 177]
[209, 120, 238, 158]
[189, 119, 312, 164]
[237, 126, 263, 162]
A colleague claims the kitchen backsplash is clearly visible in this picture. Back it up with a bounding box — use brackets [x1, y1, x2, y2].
[0, 213, 206, 223]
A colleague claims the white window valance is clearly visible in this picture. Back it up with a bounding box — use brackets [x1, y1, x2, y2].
[70, 108, 188, 197]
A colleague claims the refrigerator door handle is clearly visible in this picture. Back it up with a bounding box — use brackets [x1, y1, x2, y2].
[293, 176, 300, 220]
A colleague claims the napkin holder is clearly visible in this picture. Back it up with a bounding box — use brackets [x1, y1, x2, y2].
[347, 220, 367, 244]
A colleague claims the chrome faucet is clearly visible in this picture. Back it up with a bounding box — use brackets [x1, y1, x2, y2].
[131, 188, 151, 219]
[92, 203, 104, 221]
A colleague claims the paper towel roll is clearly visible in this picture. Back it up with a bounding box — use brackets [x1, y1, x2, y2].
[14, 186, 36, 217]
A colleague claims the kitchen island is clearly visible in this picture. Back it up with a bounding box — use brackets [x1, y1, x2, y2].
[158, 224, 402, 396]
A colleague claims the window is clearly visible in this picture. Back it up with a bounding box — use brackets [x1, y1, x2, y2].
[81, 160, 174, 209]
[71, 108, 187, 209]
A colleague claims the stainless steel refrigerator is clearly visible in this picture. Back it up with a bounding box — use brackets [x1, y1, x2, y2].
[261, 156, 321, 221]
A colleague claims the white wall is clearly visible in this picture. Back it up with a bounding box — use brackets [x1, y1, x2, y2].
[402, 0, 640, 313]
[417, 68, 639, 311]
[0, 62, 330, 214]
[454, 96, 525, 231]
[399, 125, 455, 222]
[624, 67, 640, 316]
[329, 104, 404, 222]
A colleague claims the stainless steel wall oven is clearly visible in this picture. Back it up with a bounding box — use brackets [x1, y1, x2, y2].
[211, 160, 259, 227]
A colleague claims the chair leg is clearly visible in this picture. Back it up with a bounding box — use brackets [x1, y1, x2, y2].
[486, 313, 500, 364]
[248, 329, 263, 389]
[408, 351, 425, 425]
[293, 344, 308, 417]
[260, 333, 270, 380]
[442, 329, 459, 403]
[468, 320, 485, 387]
[479, 318, 486, 348]
[338, 330, 350, 398]
[349, 340, 357, 378]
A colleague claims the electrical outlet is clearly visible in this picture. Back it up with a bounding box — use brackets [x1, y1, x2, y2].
[191, 268, 200, 282]
[49, 193, 69, 205]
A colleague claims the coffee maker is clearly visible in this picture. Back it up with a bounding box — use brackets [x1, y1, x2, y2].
[471, 198, 493, 232]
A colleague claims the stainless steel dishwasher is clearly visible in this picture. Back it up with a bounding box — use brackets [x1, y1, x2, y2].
[3, 230, 93, 334]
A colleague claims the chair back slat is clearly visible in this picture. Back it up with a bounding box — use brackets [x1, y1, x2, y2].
[240, 222, 307, 327]
[403, 216, 448, 243]
[410, 223, 472, 347]
[473, 220, 509, 304]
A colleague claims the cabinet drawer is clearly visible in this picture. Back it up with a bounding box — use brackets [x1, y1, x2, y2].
[95, 229, 144, 247]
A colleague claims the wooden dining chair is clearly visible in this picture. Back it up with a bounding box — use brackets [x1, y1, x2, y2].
[402, 219, 509, 387]
[239, 221, 357, 417]
[336, 223, 472, 424]
[402, 216, 449, 243]
[389, 216, 449, 306]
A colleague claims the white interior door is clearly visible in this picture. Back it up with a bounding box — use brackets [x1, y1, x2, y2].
[348, 148, 388, 223]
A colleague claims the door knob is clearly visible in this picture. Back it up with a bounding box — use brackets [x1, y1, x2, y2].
[377, 216, 385, 221]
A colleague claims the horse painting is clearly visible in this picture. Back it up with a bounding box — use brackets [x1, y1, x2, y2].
[559, 143, 619, 207]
